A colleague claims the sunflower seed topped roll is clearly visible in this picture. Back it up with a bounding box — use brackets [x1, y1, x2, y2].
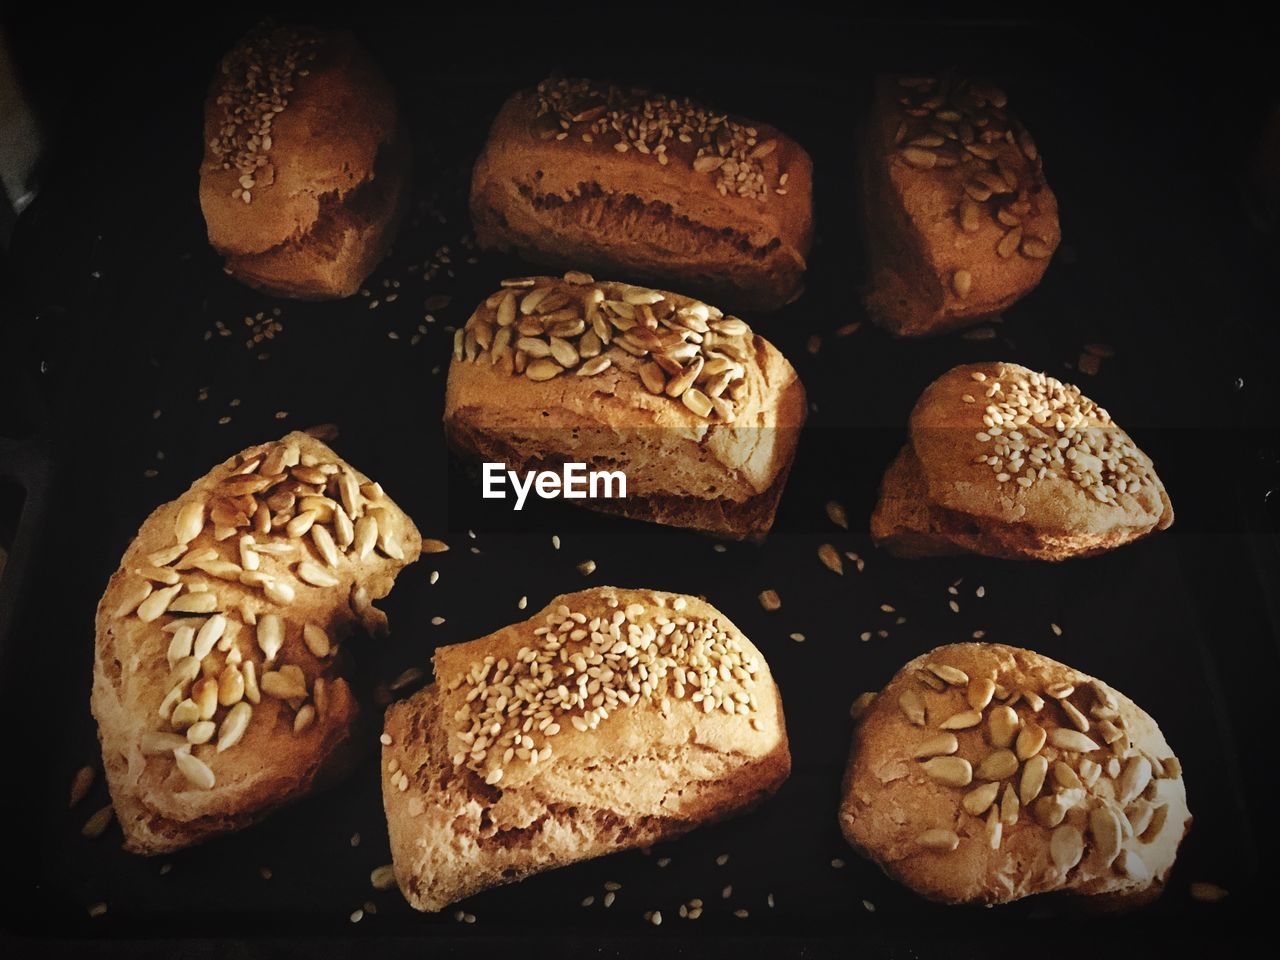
[92, 432, 422, 853]
[444, 273, 806, 539]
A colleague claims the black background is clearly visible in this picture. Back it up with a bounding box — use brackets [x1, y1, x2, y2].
[0, 9, 1277, 958]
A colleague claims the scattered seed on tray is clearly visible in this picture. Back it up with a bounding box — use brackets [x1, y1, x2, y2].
[758, 590, 781, 612]
[818, 544, 843, 574]
[577, 559, 597, 576]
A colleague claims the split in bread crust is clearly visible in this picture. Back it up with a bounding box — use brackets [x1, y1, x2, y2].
[92, 432, 422, 854]
[470, 78, 813, 312]
[871, 362, 1173, 560]
[840, 643, 1191, 907]
[862, 75, 1060, 336]
[444, 273, 806, 539]
[198, 25, 409, 299]
[381, 587, 791, 911]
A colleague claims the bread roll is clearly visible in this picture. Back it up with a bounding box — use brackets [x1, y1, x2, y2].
[871, 362, 1173, 560]
[199, 25, 408, 299]
[862, 75, 1060, 336]
[840, 643, 1191, 908]
[470, 77, 813, 312]
[444, 273, 806, 539]
[92, 432, 422, 854]
[381, 587, 790, 911]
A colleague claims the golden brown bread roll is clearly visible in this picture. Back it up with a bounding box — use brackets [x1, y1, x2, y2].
[92, 432, 422, 854]
[199, 24, 409, 299]
[470, 77, 813, 312]
[862, 75, 1060, 336]
[381, 587, 790, 911]
[840, 643, 1191, 908]
[443, 273, 806, 539]
[871, 362, 1173, 560]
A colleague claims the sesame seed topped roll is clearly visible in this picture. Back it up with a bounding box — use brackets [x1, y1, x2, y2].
[470, 77, 813, 312]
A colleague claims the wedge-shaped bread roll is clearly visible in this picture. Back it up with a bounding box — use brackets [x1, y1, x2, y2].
[92, 432, 422, 853]
[470, 77, 813, 312]
[381, 587, 790, 911]
[872, 362, 1173, 560]
[862, 75, 1060, 336]
[840, 643, 1191, 908]
[444, 273, 806, 539]
[199, 25, 409, 299]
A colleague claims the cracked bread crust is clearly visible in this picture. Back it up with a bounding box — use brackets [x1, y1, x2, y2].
[198, 27, 408, 299]
[381, 587, 791, 912]
[469, 86, 813, 312]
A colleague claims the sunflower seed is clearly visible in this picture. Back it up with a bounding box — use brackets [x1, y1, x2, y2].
[261, 669, 307, 701]
[1189, 882, 1229, 903]
[577, 355, 611, 376]
[257, 615, 283, 663]
[525, 358, 563, 382]
[1000, 783, 1020, 824]
[169, 593, 218, 616]
[976, 749, 1018, 781]
[174, 750, 215, 790]
[997, 227, 1022, 258]
[371, 864, 397, 891]
[354, 516, 378, 560]
[186, 720, 216, 745]
[1090, 804, 1123, 863]
[952, 269, 973, 298]
[758, 589, 781, 612]
[1021, 237, 1054, 259]
[850, 692, 877, 720]
[1117, 756, 1153, 806]
[81, 804, 115, 838]
[294, 704, 316, 734]
[297, 559, 340, 588]
[1050, 825, 1084, 873]
[174, 502, 205, 545]
[940, 709, 983, 730]
[898, 690, 926, 726]
[1032, 795, 1067, 829]
[921, 756, 972, 788]
[141, 731, 188, 755]
[303, 623, 331, 659]
[987, 705, 1019, 747]
[901, 147, 937, 169]
[817, 544, 844, 574]
[1116, 848, 1151, 881]
[218, 663, 245, 706]
[1048, 729, 1099, 754]
[1020, 755, 1048, 804]
[912, 733, 958, 759]
[242, 661, 260, 704]
[262, 579, 295, 605]
[917, 828, 959, 851]
[962, 781, 1000, 816]
[1015, 722, 1046, 760]
[825, 501, 848, 529]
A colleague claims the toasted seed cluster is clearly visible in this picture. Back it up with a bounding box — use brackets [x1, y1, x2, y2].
[891, 76, 1052, 294]
[963, 366, 1156, 503]
[445, 595, 763, 784]
[887, 658, 1181, 881]
[113, 440, 410, 790]
[454, 273, 754, 423]
[534, 78, 786, 201]
[209, 24, 320, 204]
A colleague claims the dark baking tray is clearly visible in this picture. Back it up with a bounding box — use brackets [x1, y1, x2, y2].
[1, 12, 1277, 958]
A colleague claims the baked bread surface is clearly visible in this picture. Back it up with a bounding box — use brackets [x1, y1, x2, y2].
[862, 75, 1060, 336]
[872, 362, 1173, 560]
[199, 25, 408, 299]
[470, 78, 813, 312]
[92, 432, 422, 854]
[382, 586, 791, 911]
[840, 643, 1191, 907]
[444, 274, 806, 539]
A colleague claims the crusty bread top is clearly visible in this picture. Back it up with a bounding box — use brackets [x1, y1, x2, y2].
[477, 78, 812, 256]
[426, 587, 784, 795]
[199, 25, 399, 257]
[870, 75, 1060, 309]
[445, 274, 805, 496]
[908, 362, 1173, 537]
[841, 643, 1190, 905]
[92, 432, 422, 813]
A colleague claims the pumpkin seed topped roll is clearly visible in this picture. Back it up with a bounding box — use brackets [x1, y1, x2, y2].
[840, 643, 1191, 908]
[444, 273, 806, 539]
